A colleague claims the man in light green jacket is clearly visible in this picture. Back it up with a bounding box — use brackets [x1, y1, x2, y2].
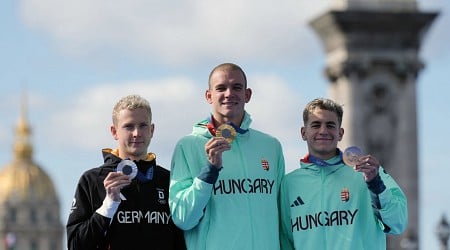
[169, 63, 285, 250]
[279, 98, 407, 250]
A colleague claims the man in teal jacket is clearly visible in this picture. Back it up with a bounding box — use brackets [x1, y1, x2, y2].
[279, 98, 407, 250]
[169, 63, 285, 250]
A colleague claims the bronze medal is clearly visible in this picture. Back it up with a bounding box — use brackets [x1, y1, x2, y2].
[343, 146, 363, 167]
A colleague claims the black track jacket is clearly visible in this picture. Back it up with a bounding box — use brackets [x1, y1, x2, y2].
[66, 150, 186, 250]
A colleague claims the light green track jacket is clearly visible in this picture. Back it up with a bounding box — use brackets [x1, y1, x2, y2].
[169, 112, 285, 250]
[279, 154, 408, 250]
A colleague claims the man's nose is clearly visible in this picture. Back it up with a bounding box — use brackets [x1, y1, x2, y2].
[318, 125, 327, 133]
[132, 127, 140, 136]
[224, 87, 233, 96]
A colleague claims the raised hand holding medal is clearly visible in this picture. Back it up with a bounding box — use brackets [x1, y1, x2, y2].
[205, 123, 234, 168]
[343, 146, 380, 182]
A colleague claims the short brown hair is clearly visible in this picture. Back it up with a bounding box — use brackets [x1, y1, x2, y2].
[303, 98, 343, 126]
[208, 63, 247, 89]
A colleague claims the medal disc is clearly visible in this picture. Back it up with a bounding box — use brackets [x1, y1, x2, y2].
[216, 124, 236, 144]
[117, 159, 138, 179]
[343, 146, 363, 167]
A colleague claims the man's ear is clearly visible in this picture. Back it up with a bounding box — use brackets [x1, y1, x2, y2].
[300, 127, 306, 141]
[149, 123, 155, 138]
[338, 127, 344, 141]
[110, 125, 119, 140]
[245, 88, 252, 103]
[205, 89, 213, 104]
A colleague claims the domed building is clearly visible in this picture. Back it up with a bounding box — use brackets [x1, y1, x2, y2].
[0, 101, 63, 250]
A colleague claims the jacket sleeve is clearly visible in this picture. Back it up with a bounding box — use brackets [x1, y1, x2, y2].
[275, 140, 286, 193]
[375, 166, 408, 234]
[66, 173, 111, 249]
[169, 140, 215, 230]
[279, 176, 295, 250]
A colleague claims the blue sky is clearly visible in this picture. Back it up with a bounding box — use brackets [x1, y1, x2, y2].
[0, 0, 448, 249]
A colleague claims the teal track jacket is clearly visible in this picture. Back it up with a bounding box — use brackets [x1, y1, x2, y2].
[169, 112, 285, 250]
[279, 154, 408, 250]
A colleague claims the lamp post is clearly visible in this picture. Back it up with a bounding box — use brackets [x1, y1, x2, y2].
[436, 214, 450, 250]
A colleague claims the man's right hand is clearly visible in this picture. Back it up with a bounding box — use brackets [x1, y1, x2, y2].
[103, 172, 132, 201]
[205, 137, 231, 169]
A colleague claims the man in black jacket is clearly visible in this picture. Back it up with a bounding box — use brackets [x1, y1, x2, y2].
[66, 94, 185, 250]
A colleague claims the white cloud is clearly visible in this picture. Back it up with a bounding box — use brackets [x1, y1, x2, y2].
[19, 0, 448, 66]
[19, 0, 330, 65]
[40, 77, 204, 151]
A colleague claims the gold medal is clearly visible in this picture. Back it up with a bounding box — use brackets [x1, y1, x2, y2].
[216, 124, 236, 144]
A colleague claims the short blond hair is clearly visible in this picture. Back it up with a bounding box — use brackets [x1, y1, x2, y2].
[112, 94, 152, 125]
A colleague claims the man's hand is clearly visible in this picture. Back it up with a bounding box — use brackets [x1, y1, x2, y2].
[205, 137, 231, 169]
[354, 155, 380, 182]
[103, 172, 132, 201]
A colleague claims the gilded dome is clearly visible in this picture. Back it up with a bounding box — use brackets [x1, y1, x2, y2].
[0, 160, 57, 203]
[0, 98, 58, 203]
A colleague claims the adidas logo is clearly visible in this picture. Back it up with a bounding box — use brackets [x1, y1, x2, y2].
[290, 196, 304, 207]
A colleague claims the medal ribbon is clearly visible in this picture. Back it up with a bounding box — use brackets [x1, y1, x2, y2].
[206, 116, 249, 136]
[122, 157, 155, 182]
[136, 166, 153, 182]
[302, 149, 343, 167]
